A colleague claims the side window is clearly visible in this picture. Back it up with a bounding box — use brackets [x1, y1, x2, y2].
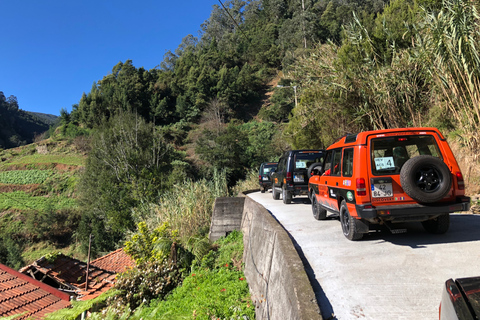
[332, 149, 342, 176]
[342, 148, 354, 177]
[323, 151, 333, 175]
[278, 157, 285, 171]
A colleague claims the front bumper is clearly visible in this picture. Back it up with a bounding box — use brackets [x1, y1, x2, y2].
[356, 196, 471, 220]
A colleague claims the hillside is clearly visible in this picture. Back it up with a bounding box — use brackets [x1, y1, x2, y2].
[28, 111, 59, 125]
[0, 134, 86, 268]
[0, 91, 57, 149]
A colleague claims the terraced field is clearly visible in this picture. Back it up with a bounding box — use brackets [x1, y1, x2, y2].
[0, 138, 86, 267]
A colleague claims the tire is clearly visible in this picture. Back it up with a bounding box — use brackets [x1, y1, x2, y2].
[312, 196, 327, 220]
[400, 155, 452, 203]
[307, 162, 323, 178]
[422, 214, 450, 234]
[339, 200, 363, 240]
[260, 186, 265, 193]
[282, 186, 292, 204]
[272, 185, 280, 200]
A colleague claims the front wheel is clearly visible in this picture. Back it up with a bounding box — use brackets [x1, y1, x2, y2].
[339, 200, 363, 240]
[312, 196, 327, 220]
[282, 186, 292, 204]
[422, 214, 450, 234]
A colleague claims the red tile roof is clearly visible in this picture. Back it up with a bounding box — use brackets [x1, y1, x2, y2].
[90, 248, 135, 274]
[0, 263, 70, 320]
[19, 249, 135, 301]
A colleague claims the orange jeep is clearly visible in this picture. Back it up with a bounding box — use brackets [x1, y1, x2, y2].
[308, 127, 471, 240]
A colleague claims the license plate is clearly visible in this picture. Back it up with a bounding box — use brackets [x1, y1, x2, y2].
[372, 183, 393, 198]
[294, 175, 304, 182]
[262, 176, 269, 181]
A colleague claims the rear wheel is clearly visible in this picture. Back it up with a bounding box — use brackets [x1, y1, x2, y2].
[260, 186, 265, 193]
[339, 200, 363, 240]
[282, 186, 292, 204]
[312, 196, 327, 220]
[422, 214, 450, 234]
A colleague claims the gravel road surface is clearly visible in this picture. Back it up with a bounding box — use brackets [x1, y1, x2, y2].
[248, 191, 480, 320]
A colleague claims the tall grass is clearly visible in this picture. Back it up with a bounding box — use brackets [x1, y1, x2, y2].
[425, 0, 480, 152]
[136, 169, 229, 243]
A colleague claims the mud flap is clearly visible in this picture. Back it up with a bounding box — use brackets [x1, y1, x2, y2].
[356, 218, 370, 234]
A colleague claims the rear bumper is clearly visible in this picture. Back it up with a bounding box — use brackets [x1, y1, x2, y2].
[356, 196, 471, 220]
[259, 181, 272, 188]
[286, 184, 309, 196]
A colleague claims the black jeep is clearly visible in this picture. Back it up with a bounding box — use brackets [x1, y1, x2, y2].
[271, 150, 324, 204]
[258, 162, 278, 193]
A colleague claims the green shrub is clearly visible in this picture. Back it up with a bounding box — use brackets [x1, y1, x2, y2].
[107, 260, 183, 312]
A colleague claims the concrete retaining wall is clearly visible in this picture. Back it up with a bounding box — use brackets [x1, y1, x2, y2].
[209, 197, 245, 242]
[240, 193, 322, 320]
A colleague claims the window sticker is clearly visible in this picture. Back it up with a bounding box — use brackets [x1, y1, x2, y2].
[296, 161, 306, 169]
[374, 157, 395, 170]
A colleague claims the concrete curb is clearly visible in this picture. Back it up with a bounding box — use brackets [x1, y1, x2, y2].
[239, 192, 322, 320]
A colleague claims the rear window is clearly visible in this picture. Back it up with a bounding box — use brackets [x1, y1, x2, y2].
[262, 163, 277, 175]
[370, 135, 441, 175]
[294, 151, 323, 170]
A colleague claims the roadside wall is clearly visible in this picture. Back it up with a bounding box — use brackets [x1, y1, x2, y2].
[209, 197, 245, 242]
[239, 193, 322, 320]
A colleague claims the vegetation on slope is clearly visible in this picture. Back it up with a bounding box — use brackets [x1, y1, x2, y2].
[1, 0, 480, 317]
[0, 131, 86, 268]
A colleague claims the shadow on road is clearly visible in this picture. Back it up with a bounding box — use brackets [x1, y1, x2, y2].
[361, 214, 480, 248]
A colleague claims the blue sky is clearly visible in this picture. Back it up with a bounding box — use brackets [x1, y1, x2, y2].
[0, 0, 219, 116]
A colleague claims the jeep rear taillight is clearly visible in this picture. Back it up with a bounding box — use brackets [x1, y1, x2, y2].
[356, 178, 366, 196]
[259, 175, 262, 181]
[456, 172, 465, 190]
[286, 172, 292, 182]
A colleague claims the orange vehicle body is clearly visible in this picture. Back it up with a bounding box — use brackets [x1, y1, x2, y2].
[308, 127, 470, 240]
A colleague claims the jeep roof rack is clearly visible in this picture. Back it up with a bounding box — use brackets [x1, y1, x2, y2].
[332, 133, 357, 144]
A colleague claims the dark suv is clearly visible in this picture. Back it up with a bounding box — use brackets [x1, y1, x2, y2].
[271, 150, 324, 204]
[258, 162, 278, 193]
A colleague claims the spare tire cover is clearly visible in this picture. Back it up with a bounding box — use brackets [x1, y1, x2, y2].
[307, 162, 323, 178]
[400, 155, 452, 203]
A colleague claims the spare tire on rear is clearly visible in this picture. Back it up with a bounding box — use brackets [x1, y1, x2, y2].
[307, 162, 323, 178]
[400, 155, 451, 203]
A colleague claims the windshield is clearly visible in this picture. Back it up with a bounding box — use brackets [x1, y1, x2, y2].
[370, 135, 441, 175]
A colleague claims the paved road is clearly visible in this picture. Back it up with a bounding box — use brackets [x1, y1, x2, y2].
[248, 191, 480, 320]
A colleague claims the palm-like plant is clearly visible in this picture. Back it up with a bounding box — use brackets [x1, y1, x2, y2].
[425, 0, 480, 151]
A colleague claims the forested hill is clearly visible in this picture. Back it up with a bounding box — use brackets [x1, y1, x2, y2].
[72, 0, 390, 129]
[0, 92, 56, 149]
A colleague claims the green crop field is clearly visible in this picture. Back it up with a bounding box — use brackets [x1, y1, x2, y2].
[5, 154, 85, 166]
[0, 191, 77, 211]
[0, 170, 54, 184]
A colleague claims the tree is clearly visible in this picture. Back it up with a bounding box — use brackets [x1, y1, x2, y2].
[77, 111, 182, 255]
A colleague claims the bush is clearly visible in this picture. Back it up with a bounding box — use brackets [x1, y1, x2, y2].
[107, 260, 183, 312]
